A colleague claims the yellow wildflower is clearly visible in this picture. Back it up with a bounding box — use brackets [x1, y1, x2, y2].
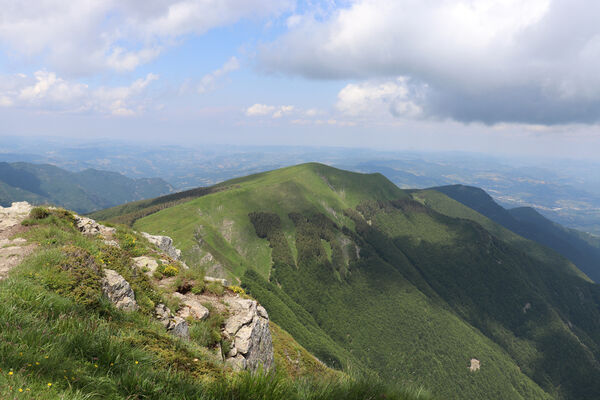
[8, 371, 13, 376]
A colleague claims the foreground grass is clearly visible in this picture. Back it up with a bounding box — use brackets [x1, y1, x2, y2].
[0, 209, 430, 400]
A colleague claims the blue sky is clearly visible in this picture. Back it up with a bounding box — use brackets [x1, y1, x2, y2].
[1, 0, 600, 159]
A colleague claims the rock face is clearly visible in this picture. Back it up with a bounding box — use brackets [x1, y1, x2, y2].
[101, 269, 138, 311]
[223, 297, 274, 372]
[74, 216, 116, 236]
[154, 303, 190, 339]
[141, 232, 181, 260]
[0, 202, 33, 231]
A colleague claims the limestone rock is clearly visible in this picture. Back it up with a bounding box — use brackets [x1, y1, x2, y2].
[204, 276, 230, 287]
[74, 216, 116, 236]
[226, 354, 247, 371]
[177, 298, 210, 321]
[133, 256, 159, 277]
[0, 202, 33, 232]
[141, 232, 181, 260]
[469, 358, 481, 372]
[223, 297, 274, 372]
[101, 269, 138, 311]
[154, 303, 190, 339]
[169, 316, 190, 339]
[155, 303, 172, 328]
[224, 298, 256, 336]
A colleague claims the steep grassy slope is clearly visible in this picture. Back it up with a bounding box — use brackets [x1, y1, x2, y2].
[123, 163, 600, 399]
[1, 206, 423, 400]
[432, 184, 600, 282]
[0, 162, 173, 213]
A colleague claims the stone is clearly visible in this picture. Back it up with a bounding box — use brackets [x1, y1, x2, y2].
[469, 358, 481, 372]
[257, 305, 269, 319]
[226, 354, 247, 371]
[168, 316, 190, 339]
[101, 269, 138, 311]
[177, 298, 210, 321]
[222, 297, 274, 372]
[204, 276, 230, 287]
[155, 303, 172, 328]
[74, 216, 116, 236]
[133, 256, 159, 277]
[244, 317, 273, 372]
[141, 232, 181, 260]
[0, 202, 33, 232]
[224, 299, 257, 336]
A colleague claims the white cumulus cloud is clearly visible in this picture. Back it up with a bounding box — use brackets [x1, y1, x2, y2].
[260, 0, 600, 125]
[0, 71, 159, 116]
[0, 0, 293, 75]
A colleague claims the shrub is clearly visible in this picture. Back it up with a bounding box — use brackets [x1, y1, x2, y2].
[228, 285, 245, 295]
[161, 264, 179, 277]
[29, 207, 49, 220]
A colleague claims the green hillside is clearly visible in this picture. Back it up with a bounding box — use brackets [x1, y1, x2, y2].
[113, 163, 600, 399]
[0, 206, 425, 399]
[432, 185, 600, 282]
[0, 161, 174, 213]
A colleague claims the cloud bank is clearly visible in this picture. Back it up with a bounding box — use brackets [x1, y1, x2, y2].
[260, 0, 600, 125]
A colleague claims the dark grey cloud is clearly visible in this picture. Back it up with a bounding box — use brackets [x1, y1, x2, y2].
[260, 0, 600, 125]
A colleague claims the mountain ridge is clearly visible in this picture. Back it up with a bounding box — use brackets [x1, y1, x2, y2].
[432, 184, 600, 282]
[98, 163, 600, 399]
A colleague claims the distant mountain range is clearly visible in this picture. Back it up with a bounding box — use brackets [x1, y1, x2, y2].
[0, 161, 174, 213]
[433, 185, 600, 282]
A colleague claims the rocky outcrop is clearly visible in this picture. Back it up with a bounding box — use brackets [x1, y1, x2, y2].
[0, 202, 33, 232]
[223, 297, 274, 372]
[74, 216, 116, 237]
[155, 303, 190, 339]
[469, 358, 481, 372]
[173, 292, 210, 321]
[101, 269, 138, 311]
[141, 232, 181, 260]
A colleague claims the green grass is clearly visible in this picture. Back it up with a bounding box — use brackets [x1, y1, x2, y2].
[0, 205, 426, 400]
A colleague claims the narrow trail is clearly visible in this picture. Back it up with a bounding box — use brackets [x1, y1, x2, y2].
[0, 202, 35, 280]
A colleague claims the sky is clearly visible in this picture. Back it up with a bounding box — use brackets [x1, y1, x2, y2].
[1, 0, 600, 159]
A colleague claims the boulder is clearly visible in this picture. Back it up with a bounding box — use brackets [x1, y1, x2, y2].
[74, 216, 116, 236]
[132, 256, 159, 277]
[223, 297, 274, 372]
[0, 202, 33, 231]
[141, 232, 181, 260]
[169, 316, 190, 339]
[101, 269, 138, 311]
[178, 299, 210, 321]
[154, 303, 190, 339]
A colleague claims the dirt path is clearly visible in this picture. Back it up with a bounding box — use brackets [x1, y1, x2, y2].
[0, 202, 36, 280]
